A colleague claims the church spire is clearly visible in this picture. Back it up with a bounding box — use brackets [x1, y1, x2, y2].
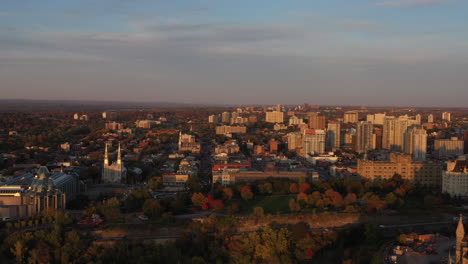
[178, 131, 182, 150]
[456, 214, 465, 264]
[117, 143, 121, 165]
[104, 143, 109, 166]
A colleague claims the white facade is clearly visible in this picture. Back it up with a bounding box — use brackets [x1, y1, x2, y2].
[442, 157, 468, 197]
[404, 125, 427, 161]
[356, 121, 374, 153]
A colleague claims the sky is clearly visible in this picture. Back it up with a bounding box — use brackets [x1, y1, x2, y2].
[0, 0, 467, 107]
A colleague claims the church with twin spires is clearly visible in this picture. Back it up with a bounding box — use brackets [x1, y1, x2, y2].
[102, 143, 126, 184]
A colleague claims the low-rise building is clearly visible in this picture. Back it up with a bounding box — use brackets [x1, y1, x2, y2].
[357, 153, 442, 186]
[212, 168, 309, 186]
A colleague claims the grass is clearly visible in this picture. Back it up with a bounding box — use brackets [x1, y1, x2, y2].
[228, 195, 294, 215]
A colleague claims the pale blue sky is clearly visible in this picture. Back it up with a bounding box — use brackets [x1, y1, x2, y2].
[1, 0, 467, 106]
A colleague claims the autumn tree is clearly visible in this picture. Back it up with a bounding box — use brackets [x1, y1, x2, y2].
[223, 187, 233, 200]
[344, 193, 357, 205]
[191, 192, 207, 208]
[289, 183, 299, 194]
[299, 182, 311, 194]
[239, 185, 254, 201]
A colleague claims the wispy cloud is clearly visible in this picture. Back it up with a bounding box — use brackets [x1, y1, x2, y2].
[375, 0, 452, 7]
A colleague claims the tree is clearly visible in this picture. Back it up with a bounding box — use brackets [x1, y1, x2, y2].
[148, 176, 163, 190]
[240, 186, 254, 201]
[98, 197, 121, 222]
[186, 177, 203, 193]
[385, 192, 403, 209]
[344, 193, 357, 205]
[261, 183, 273, 195]
[289, 198, 301, 212]
[299, 183, 311, 194]
[325, 189, 344, 208]
[143, 199, 163, 218]
[424, 195, 436, 208]
[191, 192, 207, 208]
[212, 200, 224, 211]
[11, 240, 25, 264]
[252, 206, 264, 219]
[365, 194, 386, 213]
[223, 187, 233, 200]
[289, 183, 299, 194]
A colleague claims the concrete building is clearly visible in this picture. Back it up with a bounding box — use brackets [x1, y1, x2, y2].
[404, 125, 427, 161]
[212, 168, 309, 186]
[344, 111, 359, 123]
[215, 125, 247, 135]
[434, 137, 464, 159]
[287, 132, 303, 151]
[415, 114, 422, 124]
[442, 156, 468, 197]
[357, 153, 442, 186]
[105, 122, 124, 130]
[356, 121, 374, 153]
[162, 174, 189, 187]
[178, 132, 201, 153]
[289, 116, 304, 126]
[442, 112, 451, 122]
[214, 140, 240, 154]
[308, 113, 326, 129]
[366, 113, 386, 125]
[221, 112, 231, 123]
[326, 122, 341, 149]
[383, 116, 418, 152]
[302, 129, 326, 156]
[208, 115, 218, 123]
[265, 111, 284, 123]
[428, 114, 435, 123]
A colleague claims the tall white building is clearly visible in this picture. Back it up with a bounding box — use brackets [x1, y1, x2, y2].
[343, 111, 359, 123]
[326, 122, 341, 149]
[442, 112, 451, 122]
[221, 112, 231, 123]
[404, 125, 427, 161]
[302, 129, 325, 156]
[415, 114, 422, 124]
[428, 114, 434, 123]
[208, 115, 218, 123]
[356, 121, 374, 153]
[366, 113, 386, 125]
[383, 116, 418, 152]
[287, 132, 303, 151]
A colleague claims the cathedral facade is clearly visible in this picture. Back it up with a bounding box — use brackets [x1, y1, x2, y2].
[102, 143, 126, 184]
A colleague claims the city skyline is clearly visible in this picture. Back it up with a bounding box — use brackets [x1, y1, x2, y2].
[1, 0, 468, 106]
